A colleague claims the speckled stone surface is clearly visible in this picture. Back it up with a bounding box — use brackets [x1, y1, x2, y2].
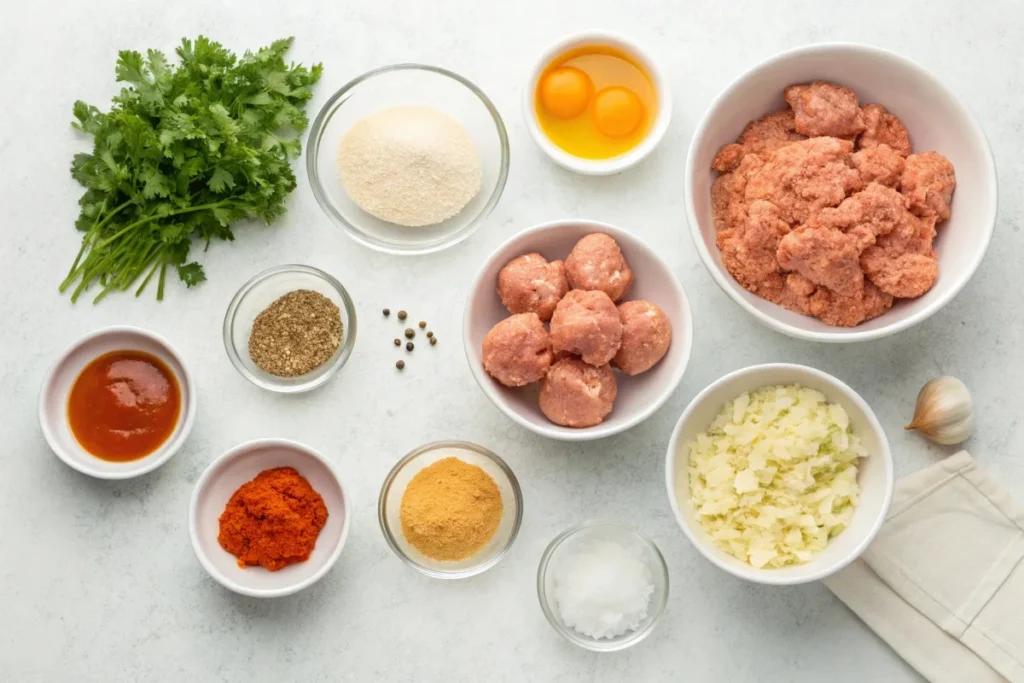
[1, 1, 1021, 681]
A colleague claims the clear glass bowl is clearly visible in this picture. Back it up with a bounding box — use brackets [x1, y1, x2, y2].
[537, 520, 669, 652]
[378, 441, 523, 579]
[223, 264, 357, 393]
[306, 64, 510, 255]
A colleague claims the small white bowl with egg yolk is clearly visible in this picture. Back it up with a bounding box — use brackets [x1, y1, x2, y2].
[523, 31, 672, 175]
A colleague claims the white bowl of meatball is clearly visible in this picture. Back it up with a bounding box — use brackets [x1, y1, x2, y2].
[685, 43, 997, 343]
[464, 220, 693, 441]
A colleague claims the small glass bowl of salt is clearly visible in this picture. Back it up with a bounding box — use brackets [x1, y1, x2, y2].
[537, 520, 669, 652]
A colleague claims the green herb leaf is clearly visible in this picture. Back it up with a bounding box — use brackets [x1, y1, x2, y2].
[62, 36, 321, 302]
[176, 263, 206, 287]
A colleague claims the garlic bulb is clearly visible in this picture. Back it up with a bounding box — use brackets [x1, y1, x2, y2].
[905, 376, 975, 445]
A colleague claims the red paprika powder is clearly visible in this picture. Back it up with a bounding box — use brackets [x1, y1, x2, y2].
[218, 467, 328, 571]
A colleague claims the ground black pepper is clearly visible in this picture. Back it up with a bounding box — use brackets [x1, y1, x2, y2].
[249, 290, 342, 377]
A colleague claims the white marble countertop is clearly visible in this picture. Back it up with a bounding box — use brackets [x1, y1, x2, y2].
[2, 1, 1021, 680]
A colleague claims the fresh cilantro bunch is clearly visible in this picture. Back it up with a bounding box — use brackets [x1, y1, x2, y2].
[62, 36, 322, 302]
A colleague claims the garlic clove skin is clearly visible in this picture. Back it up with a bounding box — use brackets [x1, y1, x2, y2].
[905, 376, 975, 445]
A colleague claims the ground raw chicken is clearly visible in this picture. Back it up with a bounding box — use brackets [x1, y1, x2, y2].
[549, 290, 623, 366]
[710, 82, 956, 327]
[743, 137, 862, 225]
[852, 145, 905, 188]
[497, 253, 569, 321]
[712, 110, 806, 172]
[784, 82, 866, 138]
[481, 313, 552, 387]
[858, 104, 911, 156]
[564, 233, 634, 301]
[612, 300, 672, 375]
[717, 199, 790, 302]
[538, 358, 617, 428]
[901, 152, 956, 221]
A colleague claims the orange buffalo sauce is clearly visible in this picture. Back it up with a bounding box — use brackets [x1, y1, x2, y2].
[67, 350, 181, 462]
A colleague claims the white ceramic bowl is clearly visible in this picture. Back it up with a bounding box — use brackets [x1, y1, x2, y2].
[665, 363, 894, 585]
[523, 31, 672, 175]
[38, 326, 196, 479]
[307, 64, 510, 255]
[464, 219, 693, 441]
[684, 43, 997, 342]
[189, 439, 351, 598]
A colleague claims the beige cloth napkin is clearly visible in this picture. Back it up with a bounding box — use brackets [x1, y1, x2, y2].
[824, 451, 1024, 683]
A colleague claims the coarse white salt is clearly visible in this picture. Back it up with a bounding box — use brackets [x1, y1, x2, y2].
[551, 538, 654, 639]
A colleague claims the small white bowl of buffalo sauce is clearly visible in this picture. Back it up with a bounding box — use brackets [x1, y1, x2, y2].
[39, 326, 196, 479]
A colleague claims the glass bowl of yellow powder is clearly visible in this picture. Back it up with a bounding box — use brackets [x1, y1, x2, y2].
[378, 441, 523, 579]
[307, 64, 510, 255]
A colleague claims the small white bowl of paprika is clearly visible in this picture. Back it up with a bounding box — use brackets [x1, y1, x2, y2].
[188, 438, 351, 598]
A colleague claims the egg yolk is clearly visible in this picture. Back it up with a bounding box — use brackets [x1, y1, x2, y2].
[591, 86, 644, 138]
[538, 67, 594, 119]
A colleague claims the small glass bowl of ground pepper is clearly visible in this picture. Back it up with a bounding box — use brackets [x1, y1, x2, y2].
[378, 441, 523, 579]
[223, 264, 357, 393]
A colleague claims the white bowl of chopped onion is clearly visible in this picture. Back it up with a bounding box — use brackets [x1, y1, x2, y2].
[665, 363, 893, 585]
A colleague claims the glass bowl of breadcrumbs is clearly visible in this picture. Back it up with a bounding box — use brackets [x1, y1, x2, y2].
[223, 264, 357, 393]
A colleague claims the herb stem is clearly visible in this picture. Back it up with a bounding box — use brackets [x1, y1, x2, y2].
[95, 201, 230, 250]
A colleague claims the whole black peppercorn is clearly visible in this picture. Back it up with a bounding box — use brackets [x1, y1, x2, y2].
[404, 328, 415, 339]
[397, 310, 407, 321]
[396, 360, 405, 370]
[430, 337, 437, 346]
[383, 308, 390, 316]
[418, 321, 426, 329]
[393, 338, 400, 346]
[426, 331, 434, 339]
[406, 342, 414, 351]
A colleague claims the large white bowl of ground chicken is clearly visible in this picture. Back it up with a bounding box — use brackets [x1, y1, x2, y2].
[685, 43, 997, 343]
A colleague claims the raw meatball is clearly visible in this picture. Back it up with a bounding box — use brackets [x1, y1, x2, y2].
[538, 358, 617, 428]
[481, 313, 552, 387]
[744, 137, 861, 225]
[549, 290, 623, 366]
[497, 253, 569, 321]
[901, 152, 956, 222]
[784, 82, 867, 138]
[612, 300, 672, 375]
[565, 233, 634, 301]
[858, 104, 911, 156]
